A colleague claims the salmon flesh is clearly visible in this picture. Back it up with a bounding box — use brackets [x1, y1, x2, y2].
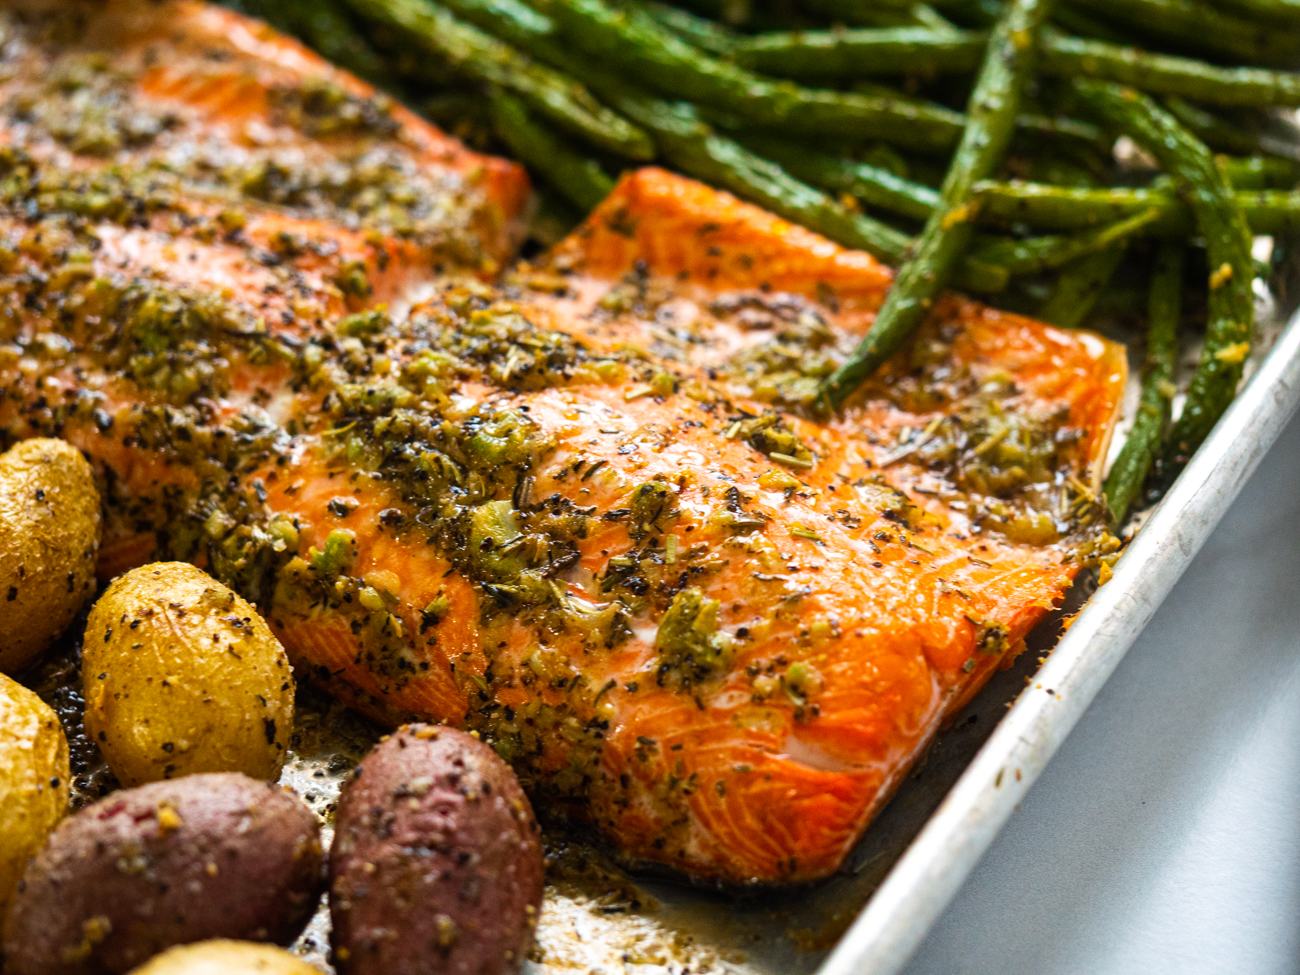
[0, 1, 1126, 885]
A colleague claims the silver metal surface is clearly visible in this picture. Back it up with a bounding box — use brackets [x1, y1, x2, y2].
[818, 306, 1300, 975]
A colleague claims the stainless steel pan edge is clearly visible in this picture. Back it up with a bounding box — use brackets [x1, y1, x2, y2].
[818, 307, 1300, 975]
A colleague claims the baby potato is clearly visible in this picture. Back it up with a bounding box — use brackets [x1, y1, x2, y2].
[2, 773, 324, 975]
[0, 673, 69, 918]
[0, 438, 101, 674]
[83, 562, 293, 786]
[127, 941, 321, 975]
[330, 724, 544, 975]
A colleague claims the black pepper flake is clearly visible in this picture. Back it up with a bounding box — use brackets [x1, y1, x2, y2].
[327, 497, 357, 518]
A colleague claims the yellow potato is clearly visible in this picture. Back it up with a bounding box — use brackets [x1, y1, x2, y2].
[83, 563, 294, 786]
[127, 940, 321, 975]
[0, 672, 69, 917]
[0, 438, 101, 674]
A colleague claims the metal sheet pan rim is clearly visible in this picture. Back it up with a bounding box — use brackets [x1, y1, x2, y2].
[817, 306, 1300, 975]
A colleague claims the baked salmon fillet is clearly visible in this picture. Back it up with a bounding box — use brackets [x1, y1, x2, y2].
[0, 2, 1126, 885]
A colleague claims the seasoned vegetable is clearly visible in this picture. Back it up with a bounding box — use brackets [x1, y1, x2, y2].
[535, 0, 970, 152]
[1105, 241, 1183, 523]
[820, 0, 1052, 410]
[0, 673, 70, 918]
[127, 940, 321, 975]
[0, 438, 102, 674]
[971, 181, 1300, 235]
[489, 89, 614, 210]
[2, 774, 323, 975]
[1072, 79, 1254, 475]
[1069, 0, 1300, 67]
[82, 563, 294, 787]
[733, 26, 988, 79]
[734, 25, 1300, 108]
[330, 724, 544, 975]
[970, 207, 1159, 276]
[342, 0, 655, 159]
[732, 132, 940, 220]
[1035, 241, 1129, 329]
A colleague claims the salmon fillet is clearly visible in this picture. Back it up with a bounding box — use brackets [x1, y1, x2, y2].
[0, 2, 1126, 885]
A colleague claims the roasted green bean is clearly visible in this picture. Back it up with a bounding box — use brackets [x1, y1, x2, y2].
[971, 207, 1159, 275]
[733, 27, 986, 79]
[1035, 241, 1128, 328]
[820, 0, 1052, 411]
[1073, 79, 1254, 472]
[972, 181, 1300, 235]
[342, 0, 655, 159]
[533, 0, 970, 153]
[1069, 0, 1300, 67]
[735, 25, 1300, 108]
[730, 133, 940, 219]
[1104, 241, 1184, 523]
[489, 90, 614, 209]
[236, 0, 399, 85]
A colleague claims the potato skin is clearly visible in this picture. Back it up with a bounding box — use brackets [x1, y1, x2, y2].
[330, 725, 544, 975]
[1, 773, 324, 975]
[126, 940, 321, 975]
[0, 673, 70, 917]
[83, 563, 293, 786]
[0, 438, 101, 674]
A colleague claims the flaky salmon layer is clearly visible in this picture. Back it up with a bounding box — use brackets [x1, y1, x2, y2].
[0, 5, 1125, 886]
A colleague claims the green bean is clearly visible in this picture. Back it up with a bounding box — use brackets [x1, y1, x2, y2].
[633, 0, 738, 55]
[1221, 155, 1300, 190]
[733, 27, 987, 80]
[1161, 97, 1269, 157]
[527, 0, 970, 153]
[819, 0, 1051, 412]
[488, 90, 615, 210]
[1104, 242, 1183, 523]
[1073, 79, 1254, 472]
[1050, 5, 1128, 42]
[387, 0, 997, 278]
[931, 0, 1003, 26]
[1069, 0, 1300, 67]
[971, 207, 1160, 275]
[1035, 241, 1128, 327]
[1201, 0, 1300, 23]
[730, 133, 940, 219]
[800, 0, 961, 29]
[736, 26, 1300, 108]
[1043, 32, 1300, 108]
[1164, 97, 1300, 164]
[341, 0, 655, 159]
[971, 181, 1300, 235]
[237, 0, 399, 85]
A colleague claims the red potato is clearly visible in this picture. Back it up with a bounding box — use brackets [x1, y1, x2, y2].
[329, 725, 544, 975]
[2, 773, 324, 975]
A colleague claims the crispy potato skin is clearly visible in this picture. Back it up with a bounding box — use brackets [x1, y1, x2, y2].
[125, 939, 321, 975]
[1, 773, 324, 975]
[0, 438, 101, 674]
[0, 673, 70, 918]
[330, 725, 544, 975]
[82, 563, 294, 786]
